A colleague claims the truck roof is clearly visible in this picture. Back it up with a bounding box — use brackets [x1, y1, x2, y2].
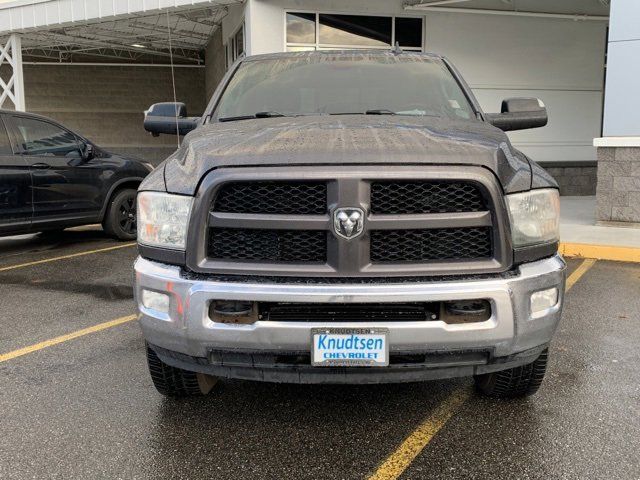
[241, 50, 445, 63]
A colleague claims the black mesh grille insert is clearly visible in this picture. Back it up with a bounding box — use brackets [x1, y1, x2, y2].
[262, 303, 438, 322]
[370, 181, 486, 214]
[213, 181, 327, 214]
[370, 228, 492, 262]
[208, 228, 326, 262]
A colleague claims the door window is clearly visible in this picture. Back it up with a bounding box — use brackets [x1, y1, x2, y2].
[0, 120, 13, 155]
[12, 117, 81, 158]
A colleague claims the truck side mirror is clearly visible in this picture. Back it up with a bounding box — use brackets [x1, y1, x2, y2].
[485, 97, 548, 132]
[143, 102, 200, 137]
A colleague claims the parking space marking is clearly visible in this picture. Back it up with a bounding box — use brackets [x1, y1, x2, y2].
[0, 314, 137, 363]
[367, 257, 597, 480]
[0, 243, 136, 272]
[560, 243, 640, 263]
[566, 258, 597, 291]
[367, 388, 471, 480]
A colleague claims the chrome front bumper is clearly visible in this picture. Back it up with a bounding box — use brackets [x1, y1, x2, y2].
[135, 255, 566, 373]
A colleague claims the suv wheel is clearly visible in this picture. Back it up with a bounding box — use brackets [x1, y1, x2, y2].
[146, 344, 218, 397]
[103, 188, 137, 240]
[474, 349, 549, 398]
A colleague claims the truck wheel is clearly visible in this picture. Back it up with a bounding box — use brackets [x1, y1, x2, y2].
[103, 188, 138, 240]
[146, 344, 218, 397]
[474, 349, 548, 398]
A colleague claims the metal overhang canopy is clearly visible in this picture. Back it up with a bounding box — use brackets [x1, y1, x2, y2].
[0, 0, 242, 64]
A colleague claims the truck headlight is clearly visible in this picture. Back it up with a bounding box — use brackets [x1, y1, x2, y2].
[137, 192, 193, 249]
[506, 189, 560, 247]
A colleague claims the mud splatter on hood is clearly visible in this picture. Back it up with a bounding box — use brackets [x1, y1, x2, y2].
[162, 115, 532, 195]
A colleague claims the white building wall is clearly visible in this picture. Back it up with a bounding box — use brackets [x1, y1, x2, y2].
[602, 0, 640, 137]
[246, 0, 607, 164]
[426, 12, 607, 164]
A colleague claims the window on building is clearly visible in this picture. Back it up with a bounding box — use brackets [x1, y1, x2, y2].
[227, 23, 245, 68]
[394, 17, 423, 49]
[285, 13, 423, 52]
[286, 12, 316, 44]
[12, 117, 81, 157]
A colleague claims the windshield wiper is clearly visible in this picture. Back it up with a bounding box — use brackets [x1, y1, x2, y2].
[365, 109, 396, 115]
[218, 111, 328, 122]
[219, 111, 287, 122]
[328, 110, 397, 116]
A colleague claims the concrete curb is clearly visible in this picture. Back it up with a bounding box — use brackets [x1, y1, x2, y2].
[560, 242, 640, 263]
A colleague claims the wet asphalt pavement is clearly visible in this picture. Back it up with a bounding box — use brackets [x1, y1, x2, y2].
[1, 228, 639, 479]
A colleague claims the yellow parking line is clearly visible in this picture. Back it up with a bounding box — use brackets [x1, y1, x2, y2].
[367, 258, 596, 480]
[367, 388, 471, 480]
[0, 314, 137, 363]
[566, 258, 597, 292]
[560, 242, 640, 263]
[0, 242, 136, 272]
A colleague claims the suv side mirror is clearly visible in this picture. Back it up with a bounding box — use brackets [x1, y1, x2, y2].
[485, 98, 548, 132]
[143, 102, 200, 137]
[83, 143, 95, 161]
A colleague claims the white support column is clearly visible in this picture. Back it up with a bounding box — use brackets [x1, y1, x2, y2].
[0, 34, 25, 111]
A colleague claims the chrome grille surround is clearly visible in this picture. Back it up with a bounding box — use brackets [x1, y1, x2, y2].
[186, 166, 512, 277]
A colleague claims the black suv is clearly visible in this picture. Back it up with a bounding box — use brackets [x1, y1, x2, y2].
[0, 110, 152, 240]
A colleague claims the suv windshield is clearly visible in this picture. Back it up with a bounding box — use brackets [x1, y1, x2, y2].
[212, 53, 476, 122]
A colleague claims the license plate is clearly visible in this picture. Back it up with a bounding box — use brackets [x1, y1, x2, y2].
[311, 328, 389, 367]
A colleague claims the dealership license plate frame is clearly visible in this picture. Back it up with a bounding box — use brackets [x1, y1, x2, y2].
[311, 327, 389, 367]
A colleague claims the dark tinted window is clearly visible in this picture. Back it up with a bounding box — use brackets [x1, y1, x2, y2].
[0, 120, 13, 155]
[235, 27, 244, 57]
[214, 54, 475, 121]
[13, 117, 81, 157]
[395, 17, 423, 48]
[287, 13, 316, 44]
[319, 15, 392, 46]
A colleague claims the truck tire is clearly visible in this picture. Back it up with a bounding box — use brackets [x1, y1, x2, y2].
[146, 344, 218, 397]
[474, 349, 548, 398]
[102, 188, 138, 240]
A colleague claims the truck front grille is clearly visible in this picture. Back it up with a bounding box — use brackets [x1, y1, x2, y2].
[196, 166, 510, 277]
[370, 228, 492, 262]
[208, 228, 326, 262]
[214, 181, 327, 215]
[371, 181, 486, 214]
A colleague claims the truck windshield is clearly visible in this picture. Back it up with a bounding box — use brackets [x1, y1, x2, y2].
[212, 53, 476, 122]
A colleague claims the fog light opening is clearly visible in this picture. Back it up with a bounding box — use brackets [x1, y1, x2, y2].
[141, 289, 170, 313]
[442, 300, 491, 324]
[210, 301, 258, 324]
[530, 287, 558, 317]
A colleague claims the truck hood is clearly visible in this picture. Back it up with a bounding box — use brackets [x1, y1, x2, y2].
[163, 115, 532, 195]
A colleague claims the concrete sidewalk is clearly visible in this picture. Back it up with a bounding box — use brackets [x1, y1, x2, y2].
[560, 196, 640, 261]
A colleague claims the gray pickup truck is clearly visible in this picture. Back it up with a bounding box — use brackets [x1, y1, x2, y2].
[136, 51, 565, 398]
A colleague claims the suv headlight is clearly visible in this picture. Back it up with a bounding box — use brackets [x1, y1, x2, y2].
[506, 188, 560, 247]
[137, 192, 193, 249]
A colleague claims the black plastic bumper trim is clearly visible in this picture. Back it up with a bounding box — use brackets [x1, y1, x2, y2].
[513, 242, 558, 265]
[138, 244, 186, 266]
[149, 343, 548, 385]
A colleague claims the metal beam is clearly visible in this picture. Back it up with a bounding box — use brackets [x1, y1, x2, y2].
[406, 0, 472, 6]
[404, 4, 609, 21]
[0, 34, 25, 111]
